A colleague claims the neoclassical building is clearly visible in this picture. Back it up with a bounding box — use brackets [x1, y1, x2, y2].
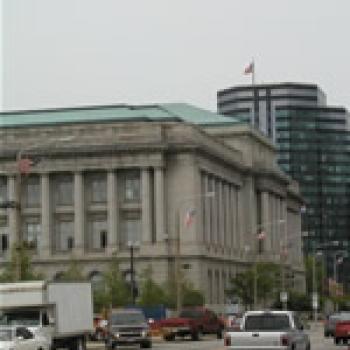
[0, 103, 305, 308]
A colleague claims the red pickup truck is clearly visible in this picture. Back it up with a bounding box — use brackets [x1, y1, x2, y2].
[334, 320, 350, 345]
[157, 307, 224, 341]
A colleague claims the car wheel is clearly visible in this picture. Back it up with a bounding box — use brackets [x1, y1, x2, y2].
[191, 329, 202, 341]
[334, 337, 340, 345]
[216, 327, 223, 339]
[163, 334, 175, 341]
[140, 341, 152, 348]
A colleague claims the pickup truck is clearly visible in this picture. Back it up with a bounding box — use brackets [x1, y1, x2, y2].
[224, 310, 310, 350]
[157, 307, 224, 341]
[334, 320, 350, 345]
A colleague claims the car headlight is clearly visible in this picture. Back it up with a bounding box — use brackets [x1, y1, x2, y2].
[113, 332, 120, 338]
[141, 330, 149, 337]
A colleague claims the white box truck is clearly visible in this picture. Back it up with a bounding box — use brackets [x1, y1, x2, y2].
[0, 281, 93, 350]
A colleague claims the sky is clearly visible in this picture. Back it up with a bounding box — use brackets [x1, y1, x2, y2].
[1, 0, 350, 112]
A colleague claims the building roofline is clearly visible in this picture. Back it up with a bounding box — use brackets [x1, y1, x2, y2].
[217, 82, 320, 96]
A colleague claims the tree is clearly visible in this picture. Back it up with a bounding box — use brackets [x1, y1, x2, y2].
[138, 266, 167, 307]
[182, 283, 205, 307]
[91, 255, 131, 312]
[58, 258, 86, 281]
[0, 244, 44, 282]
[226, 262, 279, 309]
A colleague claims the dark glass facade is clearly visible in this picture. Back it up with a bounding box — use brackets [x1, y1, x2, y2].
[218, 83, 350, 290]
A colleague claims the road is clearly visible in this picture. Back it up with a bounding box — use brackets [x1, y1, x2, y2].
[89, 325, 349, 349]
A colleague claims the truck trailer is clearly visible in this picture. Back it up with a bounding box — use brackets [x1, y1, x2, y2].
[0, 281, 93, 350]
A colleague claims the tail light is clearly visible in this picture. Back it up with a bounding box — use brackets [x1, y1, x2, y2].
[281, 334, 289, 346]
[224, 334, 231, 346]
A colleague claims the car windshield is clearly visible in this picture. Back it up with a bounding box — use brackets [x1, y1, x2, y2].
[244, 314, 291, 331]
[0, 329, 13, 341]
[179, 310, 203, 319]
[0, 311, 40, 326]
[110, 312, 145, 325]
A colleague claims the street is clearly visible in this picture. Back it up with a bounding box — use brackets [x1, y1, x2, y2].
[88, 325, 350, 350]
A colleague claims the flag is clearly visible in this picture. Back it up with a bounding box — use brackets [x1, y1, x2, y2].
[18, 157, 33, 175]
[257, 229, 266, 240]
[184, 208, 196, 228]
[244, 61, 254, 75]
[280, 245, 288, 258]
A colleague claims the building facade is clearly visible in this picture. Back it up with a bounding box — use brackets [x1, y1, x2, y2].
[217, 83, 350, 290]
[0, 103, 305, 308]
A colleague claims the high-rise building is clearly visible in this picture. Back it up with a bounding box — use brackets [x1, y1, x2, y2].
[218, 83, 350, 290]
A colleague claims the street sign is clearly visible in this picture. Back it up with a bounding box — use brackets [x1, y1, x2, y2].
[280, 291, 288, 303]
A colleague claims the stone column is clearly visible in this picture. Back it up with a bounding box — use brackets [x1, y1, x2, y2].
[8, 176, 16, 251]
[205, 175, 211, 244]
[40, 173, 51, 258]
[141, 168, 152, 243]
[74, 171, 84, 255]
[261, 191, 270, 251]
[218, 181, 223, 247]
[154, 167, 165, 242]
[236, 187, 243, 253]
[107, 170, 118, 253]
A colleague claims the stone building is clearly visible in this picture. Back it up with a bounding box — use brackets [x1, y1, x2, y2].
[0, 103, 305, 308]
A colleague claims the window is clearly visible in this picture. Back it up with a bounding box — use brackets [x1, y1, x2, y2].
[87, 173, 107, 203]
[23, 222, 41, 250]
[88, 218, 107, 250]
[23, 176, 40, 208]
[53, 174, 73, 205]
[55, 220, 74, 252]
[244, 314, 290, 331]
[120, 170, 140, 202]
[0, 177, 7, 202]
[120, 212, 141, 247]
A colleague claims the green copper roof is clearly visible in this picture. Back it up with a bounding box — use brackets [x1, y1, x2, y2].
[0, 103, 239, 128]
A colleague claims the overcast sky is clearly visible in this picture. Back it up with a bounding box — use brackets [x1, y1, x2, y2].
[1, 0, 350, 112]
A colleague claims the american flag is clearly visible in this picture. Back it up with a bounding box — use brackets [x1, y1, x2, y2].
[18, 157, 34, 175]
[184, 208, 196, 228]
[257, 229, 266, 240]
[244, 61, 254, 75]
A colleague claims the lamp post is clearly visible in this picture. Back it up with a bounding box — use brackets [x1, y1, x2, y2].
[252, 219, 285, 310]
[311, 243, 323, 322]
[175, 191, 215, 314]
[12, 136, 74, 280]
[128, 241, 139, 306]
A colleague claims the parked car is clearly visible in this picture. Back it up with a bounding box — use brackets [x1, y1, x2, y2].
[324, 313, 341, 337]
[157, 307, 224, 341]
[334, 319, 350, 345]
[0, 326, 50, 350]
[224, 310, 310, 350]
[105, 309, 151, 349]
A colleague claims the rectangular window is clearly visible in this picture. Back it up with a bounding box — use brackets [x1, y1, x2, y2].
[120, 170, 140, 202]
[53, 174, 73, 206]
[85, 173, 107, 204]
[23, 176, 40, 208]
[23, 221, 41, 250]
[88, 218, 107, 250]
[0, 177, 7, 202]
[0, 234, 8, 252]
[55, 220, 74, 252]
[120, 211, 141, 247]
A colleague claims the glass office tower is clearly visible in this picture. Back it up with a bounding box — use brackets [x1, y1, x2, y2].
[218, 83, 350, 291]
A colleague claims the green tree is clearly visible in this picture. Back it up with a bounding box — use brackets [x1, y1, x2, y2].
[182, 283, 205, 307]
[226, 262, 279, 309]
[58, 258, 86, 281]
[138, 266, 166, 307]
[0, 245, 44, 282]
[91, 255, 131, 312]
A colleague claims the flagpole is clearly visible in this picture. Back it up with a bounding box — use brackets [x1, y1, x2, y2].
[252, 58, 256, 126]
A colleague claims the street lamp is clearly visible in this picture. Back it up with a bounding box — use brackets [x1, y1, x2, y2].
[311, 242, 323, 322]
[127, 240, 139, 306]
[252, 219, 285, 310]
[12, 136, 75, 280]
[175, 191, 215, 314]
